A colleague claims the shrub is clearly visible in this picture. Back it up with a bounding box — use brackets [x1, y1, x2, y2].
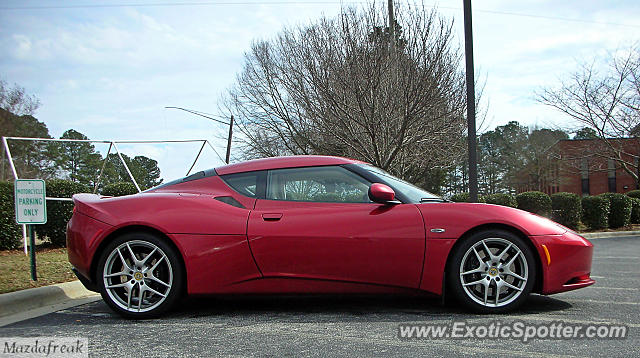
[0, 181, 21, 250]
[630, 197, 640, 225]
[626, 190, 640, 199]
[102, 182, 139, 197]
[515, 191, 552, 217]
[627, 191, 640, 224]
[550, 192, 581, 230]
[581, 196, 610, 230]
[450, 192, 469, 202]
[39, 180, 90, 247]
[599, 192, 633, 229]
[479, 193, 517, 207]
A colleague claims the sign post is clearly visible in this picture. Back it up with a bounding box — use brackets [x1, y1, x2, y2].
[14, 179, 47, 281]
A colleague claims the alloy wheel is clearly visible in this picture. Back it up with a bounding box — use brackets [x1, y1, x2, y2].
[102, 240, 174, 313]
[458, 237, 529, 308]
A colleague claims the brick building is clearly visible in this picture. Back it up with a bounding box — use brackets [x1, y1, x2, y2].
[515, 138, 639, 196]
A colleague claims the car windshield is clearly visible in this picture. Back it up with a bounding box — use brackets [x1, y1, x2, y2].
[357, 164, 441, 203]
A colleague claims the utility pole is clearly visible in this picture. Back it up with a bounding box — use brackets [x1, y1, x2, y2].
[225, 115, 233, 164]
[463, 0, 479, 202]
[388, 0, 395, 49]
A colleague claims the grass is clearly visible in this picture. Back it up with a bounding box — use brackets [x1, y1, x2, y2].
[0, 246, 77, 294]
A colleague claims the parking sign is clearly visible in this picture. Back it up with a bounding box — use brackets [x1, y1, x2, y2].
[15, 179, 47, 224]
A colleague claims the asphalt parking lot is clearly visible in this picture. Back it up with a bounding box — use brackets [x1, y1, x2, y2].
[1, 236, 638, 357]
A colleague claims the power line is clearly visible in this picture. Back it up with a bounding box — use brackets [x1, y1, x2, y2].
[442, 6, 640, 29]
[1, 0, 639, 29]
[1, 1, 354, 10]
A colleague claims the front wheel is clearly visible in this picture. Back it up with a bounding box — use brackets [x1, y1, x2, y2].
[96, 232, 184, 319]
[447, 230, 536, 313]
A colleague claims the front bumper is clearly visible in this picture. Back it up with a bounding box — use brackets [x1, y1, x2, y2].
[533, 231, 595, 295]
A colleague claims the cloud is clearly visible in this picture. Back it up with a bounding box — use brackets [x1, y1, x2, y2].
[1, 0, 638, 180]
[11, 34, 32, 58]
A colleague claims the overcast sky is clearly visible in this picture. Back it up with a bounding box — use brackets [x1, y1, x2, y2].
[1, 0, 639, 181]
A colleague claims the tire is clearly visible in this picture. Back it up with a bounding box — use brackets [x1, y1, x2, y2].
[96, 232, 184, 319]
[447, 230, 536, 313]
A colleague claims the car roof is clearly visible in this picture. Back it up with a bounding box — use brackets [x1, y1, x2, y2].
[215, 155, 366, 175]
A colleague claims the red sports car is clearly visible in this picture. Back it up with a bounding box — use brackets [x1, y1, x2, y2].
[67, 155, 594, 318]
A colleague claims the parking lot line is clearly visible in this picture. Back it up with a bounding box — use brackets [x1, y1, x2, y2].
[587, 286, 639, 291]
[568, 299, 639, 306]
[464, 315, 640, 328]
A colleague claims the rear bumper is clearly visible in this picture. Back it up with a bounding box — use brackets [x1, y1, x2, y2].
[66, 211, 112, 284]
[532, 231, 595, 295]
[72, 267, 99, 292]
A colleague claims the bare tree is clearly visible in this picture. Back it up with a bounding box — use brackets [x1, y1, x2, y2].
[0, 79, 50, 180]
[539, 47, 640, 186]
[223, 3, 468, 179]
[0, 79, 41, 116]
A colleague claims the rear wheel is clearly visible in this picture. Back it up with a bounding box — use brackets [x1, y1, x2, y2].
[96, 232, 183, 319]
[448, 230, 536, 313]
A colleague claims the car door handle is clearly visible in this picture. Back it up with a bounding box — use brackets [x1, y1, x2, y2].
[262, 213, 283, 221]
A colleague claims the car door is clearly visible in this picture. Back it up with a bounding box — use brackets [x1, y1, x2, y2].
[246, 165, 425, 288]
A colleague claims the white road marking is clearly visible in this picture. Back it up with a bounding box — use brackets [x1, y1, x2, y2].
[568, 299, 639, 305]
[465, 315, 640, 328]
[587, 286, 639, 291]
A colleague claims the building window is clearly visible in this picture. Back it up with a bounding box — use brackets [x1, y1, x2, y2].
[608, 159, 616, 192]
[580, 158, 590, 196]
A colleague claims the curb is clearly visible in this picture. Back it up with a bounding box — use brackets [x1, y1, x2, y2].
[580, 230, 640, 239]
[0, 280, 99, 319]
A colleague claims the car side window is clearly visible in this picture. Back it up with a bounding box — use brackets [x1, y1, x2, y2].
[220, 171, 265, 198]
[266, 166, 372, 203]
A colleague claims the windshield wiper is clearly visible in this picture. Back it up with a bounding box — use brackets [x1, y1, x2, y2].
[420, 197, 448, 203]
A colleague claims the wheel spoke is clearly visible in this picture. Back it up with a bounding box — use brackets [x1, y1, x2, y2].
[145, 285, 167, 298]
[137, 285, 144, 311]
[148, 275, 171, 288]
[483, 282, 489, 304]
[504, 251, 520, 267]
[104, 271, 130, 279]
[463, 278, 487, 287]
[503, 268, 526, 281]
[140, 248, 157, 266]
[106, 282, 128, 289]
[496, 243, 512, 262]
[117, 249, 133, 271]
[126, 286, 132, 309]
[482, 240, 497, 261]
[148, 255, 165, 273]
[126, 242, 142, 267]
[460, 267, 484, 276]
[502, 280, 524, 292]
[472, 246, 483, 263]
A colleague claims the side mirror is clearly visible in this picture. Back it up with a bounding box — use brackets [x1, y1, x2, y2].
[368, 183, 399, 204]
